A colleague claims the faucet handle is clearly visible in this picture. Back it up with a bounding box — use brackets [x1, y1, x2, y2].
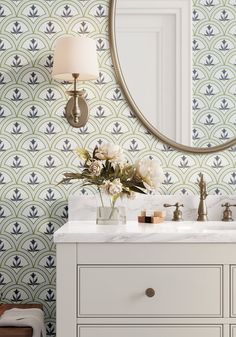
[163, 203, 184, 221]
[221, 203, 236, 222]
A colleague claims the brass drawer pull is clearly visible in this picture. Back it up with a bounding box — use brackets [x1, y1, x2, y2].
[145, 288, 155, 297]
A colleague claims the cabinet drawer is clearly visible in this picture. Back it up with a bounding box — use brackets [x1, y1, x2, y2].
[78, 325, 222, 337]
[78, 265, 222, 317]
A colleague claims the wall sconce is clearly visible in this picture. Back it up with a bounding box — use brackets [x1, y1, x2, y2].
[52, 36, 98, 128]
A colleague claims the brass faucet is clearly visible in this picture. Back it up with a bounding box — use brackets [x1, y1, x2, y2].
[163, 203, 184, 221]
[221, 203, 236, 221]
[197, 173, 208, 221]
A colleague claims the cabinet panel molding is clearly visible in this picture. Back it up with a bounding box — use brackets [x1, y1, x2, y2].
[78, 265, 222, 317]
[78, 325, 223, 337]
[231, 325, 236, 336]
[231, 266, 236, 317]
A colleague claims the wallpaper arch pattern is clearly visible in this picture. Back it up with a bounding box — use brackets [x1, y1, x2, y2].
[192, 0, 236, 147]
[0, 0, 236, 335]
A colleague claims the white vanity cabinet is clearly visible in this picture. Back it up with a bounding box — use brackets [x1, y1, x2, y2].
[54, 221, 236, 337]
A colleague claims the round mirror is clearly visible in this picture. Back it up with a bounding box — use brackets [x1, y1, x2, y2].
[109, 0, 236, 153]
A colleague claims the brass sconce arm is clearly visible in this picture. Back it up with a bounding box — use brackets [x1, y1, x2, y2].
[65, 73, 88, 128]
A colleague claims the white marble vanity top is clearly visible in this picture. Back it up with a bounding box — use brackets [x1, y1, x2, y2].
[54, 221, 236, 243]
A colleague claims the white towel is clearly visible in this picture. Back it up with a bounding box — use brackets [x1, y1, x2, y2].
[0, 308, 46, 337]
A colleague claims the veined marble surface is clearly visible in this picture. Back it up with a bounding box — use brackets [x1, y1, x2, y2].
[69, 194, 236, 222]
[54, 221, 236, 243]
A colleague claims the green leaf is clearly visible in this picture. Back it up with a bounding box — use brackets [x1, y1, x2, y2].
[111, 193, 121, 205]
[63, 172, 82, 179]
[75, 147, 90, 161]
[92, 146, 98, 159]
[129, 186, 147, 194]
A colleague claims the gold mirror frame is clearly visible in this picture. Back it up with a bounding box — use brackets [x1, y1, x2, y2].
[109, 0, 236, 154]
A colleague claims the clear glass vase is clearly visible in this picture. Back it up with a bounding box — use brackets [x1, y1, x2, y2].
[96, 206, 126, 225]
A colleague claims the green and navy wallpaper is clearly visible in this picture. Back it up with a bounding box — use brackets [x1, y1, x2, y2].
[0, 0, 236, 335]
[192, 0, 236, 147]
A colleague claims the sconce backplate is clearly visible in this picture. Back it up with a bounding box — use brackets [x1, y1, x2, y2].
[65, 96, 88, 128]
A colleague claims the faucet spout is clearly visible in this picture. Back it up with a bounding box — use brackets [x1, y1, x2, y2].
[197, 173, 208, 221]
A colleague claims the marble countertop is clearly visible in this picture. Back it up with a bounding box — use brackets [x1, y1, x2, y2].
[54, 221, 236, 243]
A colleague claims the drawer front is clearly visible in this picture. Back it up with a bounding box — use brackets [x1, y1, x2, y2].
[78, 325, 222, 337]
[78, 265, 222, 317]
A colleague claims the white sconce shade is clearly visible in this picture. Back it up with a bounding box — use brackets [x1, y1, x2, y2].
[52, 36, 99, 81]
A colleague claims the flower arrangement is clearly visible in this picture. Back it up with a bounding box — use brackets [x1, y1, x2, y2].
[61, 143, 163, 207]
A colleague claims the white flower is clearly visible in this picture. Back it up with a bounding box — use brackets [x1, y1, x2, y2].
[102, 179, 123, 196]
[108, 179, 123, 195]
[89, 160, 103, 176]
[95, 143, 124, 163]
[136, 158, 163, 190]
